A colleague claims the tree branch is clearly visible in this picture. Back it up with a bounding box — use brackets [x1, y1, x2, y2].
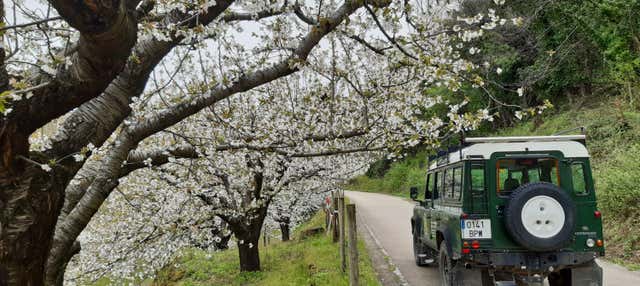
[222, 7, 286, 22]
[120, 144, 198, 176]
[343, 32, 389, 55]
[293, 2, 317, 25]
[364, 3, 418, 60]
[0, 16, 63, 32]
[0, 0, 139, 180]
[291, 146, 385, 157]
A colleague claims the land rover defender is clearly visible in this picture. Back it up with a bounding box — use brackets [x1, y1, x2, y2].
[410, 135, 604, 286]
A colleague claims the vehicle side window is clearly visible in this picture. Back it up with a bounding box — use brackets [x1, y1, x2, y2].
[571, 162, 588, 195]
[433, 172, 442, 200]
[425, 173, 432, 199]
[438, 170, 444, 199]
[453, 167, 462, 200]
[445, 168, 454, 199]
[471, 164, 484, 191]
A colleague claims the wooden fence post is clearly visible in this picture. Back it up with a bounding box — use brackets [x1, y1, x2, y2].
[347, 203, 359, 286]
[332, 196, 339, 243]
[338, 194, 346, 273]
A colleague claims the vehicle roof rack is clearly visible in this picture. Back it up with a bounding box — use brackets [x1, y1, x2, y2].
[464, 135, 586, 144]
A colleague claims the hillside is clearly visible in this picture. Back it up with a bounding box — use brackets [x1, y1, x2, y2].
[346, 97, 640, 269]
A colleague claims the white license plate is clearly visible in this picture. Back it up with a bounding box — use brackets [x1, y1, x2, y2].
[461, 219, 492, 239]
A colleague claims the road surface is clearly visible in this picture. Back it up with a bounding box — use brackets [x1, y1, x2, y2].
[346, 191, 640, 286]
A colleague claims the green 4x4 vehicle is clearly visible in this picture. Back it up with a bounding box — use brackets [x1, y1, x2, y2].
[410, 135, 604, 286]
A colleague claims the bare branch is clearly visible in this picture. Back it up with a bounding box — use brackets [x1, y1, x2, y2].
[293, 3, 317, 25]
[343, 32, 389, 55]
[0, 16, 63, 32]
[364, 3, 418, 60]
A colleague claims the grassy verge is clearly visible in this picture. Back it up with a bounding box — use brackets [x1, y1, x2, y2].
[345, 98, 640, 270]
[152, 210, 381, 286]
[346, 151, 428, 200]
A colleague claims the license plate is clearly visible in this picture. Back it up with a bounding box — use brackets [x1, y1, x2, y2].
[461, 219, 492, 239]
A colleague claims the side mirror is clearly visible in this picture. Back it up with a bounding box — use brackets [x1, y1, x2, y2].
[410, 186, 419, 201]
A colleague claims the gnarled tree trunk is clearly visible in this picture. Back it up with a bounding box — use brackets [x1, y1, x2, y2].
[0, 1, 138, 285]
[0, 157, 67, 286]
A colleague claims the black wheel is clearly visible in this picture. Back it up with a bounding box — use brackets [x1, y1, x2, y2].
[504, 182, 576, 251]
[548, 268, 572, 286]
[439, 241, 455, 286]
[481, 269, 494, 286]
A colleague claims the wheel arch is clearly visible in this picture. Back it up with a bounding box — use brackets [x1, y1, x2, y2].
[436, 228, 454, 255]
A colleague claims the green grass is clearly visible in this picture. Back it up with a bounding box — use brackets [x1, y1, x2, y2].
[152, 210, 381, 286]
[346, 151, 428, 199]
[345, 98, 640, 269]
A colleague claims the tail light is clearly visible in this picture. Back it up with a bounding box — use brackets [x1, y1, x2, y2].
[462, 241, 471, 254]
[471, 240, 480, 249]
[594, 211, 601, 219]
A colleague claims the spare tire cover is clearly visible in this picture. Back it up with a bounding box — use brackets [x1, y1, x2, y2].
[504, 182, 576, 251]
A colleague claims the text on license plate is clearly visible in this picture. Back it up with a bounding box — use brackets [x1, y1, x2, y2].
[461, 219, 492, 239]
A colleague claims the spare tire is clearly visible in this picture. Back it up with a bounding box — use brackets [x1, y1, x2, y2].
[504, 182, 576, 251]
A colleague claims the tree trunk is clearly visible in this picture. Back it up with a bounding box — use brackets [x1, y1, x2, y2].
[280, 221, 290, 242]
[0, 159, 67, 286]
[50, 241, 80, 286]
[226, 206, 269, 272]
[236, 231, 261, 272]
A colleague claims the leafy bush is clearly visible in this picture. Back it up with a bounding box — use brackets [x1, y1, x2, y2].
[596, 144, 640, 221]
[347, 152, 428, 198]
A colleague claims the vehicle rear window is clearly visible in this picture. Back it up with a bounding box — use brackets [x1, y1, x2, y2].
[497, 158, 559, 195]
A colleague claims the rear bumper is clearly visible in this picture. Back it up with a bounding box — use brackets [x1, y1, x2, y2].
[462, 251, 601, 272]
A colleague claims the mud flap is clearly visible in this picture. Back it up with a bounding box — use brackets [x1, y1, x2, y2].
[451, 265, 485, 286]
[571, 260, 603, 286]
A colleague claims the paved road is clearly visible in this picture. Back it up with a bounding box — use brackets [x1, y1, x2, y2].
[346, 191, 640, 286]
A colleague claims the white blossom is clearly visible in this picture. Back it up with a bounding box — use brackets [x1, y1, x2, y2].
[40, 164, 52, 172]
